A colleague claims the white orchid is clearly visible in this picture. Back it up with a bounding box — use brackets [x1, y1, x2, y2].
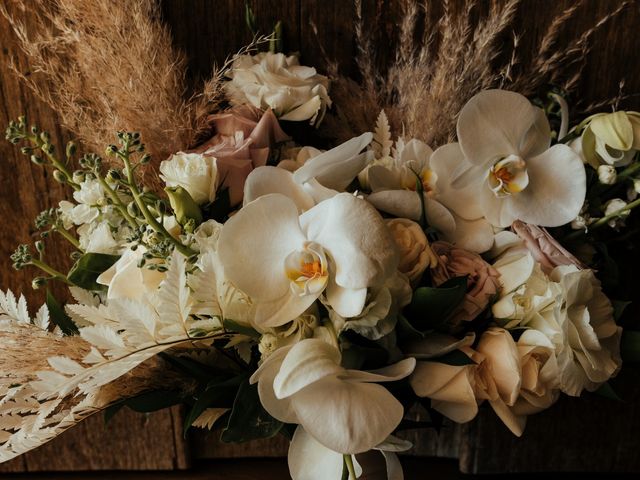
[217, 192, 398, 328]
[364, 137, 494, 253]
[431, 89, 586, 228]
[250, 339, 415, 459]
[243, 133, 374, 211]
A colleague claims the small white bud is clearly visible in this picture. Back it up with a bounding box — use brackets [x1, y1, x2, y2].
[604, 198, 630, 229]
[571, 215, 588, 230]
[633, 178, 640, 194]
[597, 165, 617, 185]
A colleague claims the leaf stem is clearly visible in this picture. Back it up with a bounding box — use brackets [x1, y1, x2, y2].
[95, 173, 139, 229]
[343, 455, 357, 480]
[29, 258, 72, 285]
[54, 226, 82, 250]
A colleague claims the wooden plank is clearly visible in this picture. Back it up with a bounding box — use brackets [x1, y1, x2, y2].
[22, 407, 189, 472]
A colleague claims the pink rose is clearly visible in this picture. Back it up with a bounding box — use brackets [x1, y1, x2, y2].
[195, 106, 290, 206]
[431, 241, 501, 328]
[511, 220, 584, 275]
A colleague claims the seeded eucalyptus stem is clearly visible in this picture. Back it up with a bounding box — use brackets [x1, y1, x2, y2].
[117, 145, 196, 257]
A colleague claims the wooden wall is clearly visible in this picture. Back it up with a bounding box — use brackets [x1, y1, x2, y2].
[1, 0, 639, 475]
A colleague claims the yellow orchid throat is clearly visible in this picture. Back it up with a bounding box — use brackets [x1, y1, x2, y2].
[487, 155, 529, 197]
[285, 242, 329, 296]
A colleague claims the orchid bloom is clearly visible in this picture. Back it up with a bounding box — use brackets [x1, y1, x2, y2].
[365, 138, 494, 253]
[431, 89, 586, 228]
[250, 339, 415, 465]
[217, 193, 398, 327]
[242, 133, 374, 211]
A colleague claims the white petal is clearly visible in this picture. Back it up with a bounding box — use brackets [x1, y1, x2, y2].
[243, 167, 315, 212]
[280, 95, 322, 122]
[274, 339, 342, 399]
[301, 193, 398, 289]
[381, 451, 404, 480]
[457, 90, 551, 166]
[430, 143, 484, 219]
[409, 361, 479, 423]
[342, 357, 416, 383]
[254, 288, 322, 328]
[507, 144, 586, 227]
[294, 133, 373, 190]
[425, 199, 456, 235]
[302, 178, 340, 204]
[366, 190, 422, 221]
[218, 194, 306, 301]
[442, 215, 495, 253]
[291, 376, 404, 454]
[326, 280, 368, 318]
[288, 427, 351, 480]
[477, 328, 521, 406]
[493, 251, 535, 294]
[403, 333, 476, 359]
[250, 346, 299, 423]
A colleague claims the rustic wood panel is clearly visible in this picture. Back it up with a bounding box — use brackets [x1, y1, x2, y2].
[1, 0, 640, 474]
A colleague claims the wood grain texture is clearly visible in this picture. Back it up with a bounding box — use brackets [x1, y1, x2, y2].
[1, 0, 640, 474]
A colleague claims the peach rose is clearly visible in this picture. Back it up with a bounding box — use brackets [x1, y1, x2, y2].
[386, 218, 437, 285]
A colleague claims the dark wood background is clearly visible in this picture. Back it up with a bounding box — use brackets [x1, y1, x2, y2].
[1, 0, 640, 477]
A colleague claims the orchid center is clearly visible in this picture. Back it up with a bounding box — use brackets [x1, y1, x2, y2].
[285, 242, 329, 296]
[403, 167, 438, 195]
[487, 154, 529, 197]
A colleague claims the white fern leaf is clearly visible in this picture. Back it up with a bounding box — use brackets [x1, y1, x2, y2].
[34, 305, 50, 330]
[47, 357, 85, 375]
[373, 110, 393, 158]
[157, 252, 191, 340]
[66, 303, 114, 328]
[192, 408, 229, 429]
[68, 287, 100, 307]
[80, 325, 126, 353]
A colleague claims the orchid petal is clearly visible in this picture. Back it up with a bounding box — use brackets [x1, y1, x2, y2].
[342, 357, 416, 383]
[430, 143, 484, 220]
[368, 165, 404, 191]
[425, 198, 456, 235]
[590, 111, 633, 151]
[325, 279, 367, 318]
[288, 427, 361, 480]
[457, 90, 551, 166]
[249, 346, 299, 424]
[280, 95, 322, 122]
[254, 288, 323, 328]
[243, 166, 315, 212]
[294, 133, 373, 189]
[508, 144, 586, 227]
[274, 339, 342, 399]
[380, 451, 404, 480]
[301, 193, 398, 289]
[366, 190, 422, 221]
[302, 178, 339, 204]
[442, 215, 495, 254]
[218, 194, 306, 301]
[291, 376, 404, 454]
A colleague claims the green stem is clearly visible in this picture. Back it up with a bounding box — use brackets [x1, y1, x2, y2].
[54, 227, 82, 250]
[120, 151, 196, 257]
[95, 174, 139, 229]
[29, 135, 80, 190]
[343, 455, 357, 480]
[564, 197, 640, 241]
[616, 161, 640, 182]
[30, 258, 72, 285]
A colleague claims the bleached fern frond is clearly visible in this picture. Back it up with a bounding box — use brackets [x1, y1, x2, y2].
[192, 407, 229, 430]
[372, 110, 393, 159]
[0, 251, 223, 462]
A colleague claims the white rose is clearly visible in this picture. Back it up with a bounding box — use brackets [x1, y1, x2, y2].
[226, 52, 332, 125]
[160, 152, 217, 205]
[96, 247, 166, 301]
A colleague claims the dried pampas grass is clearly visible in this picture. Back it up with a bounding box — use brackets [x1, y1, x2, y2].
[323, 0, 631, 147]
[0, 0, 200, 162]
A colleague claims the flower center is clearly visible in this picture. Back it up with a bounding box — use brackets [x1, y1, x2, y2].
[285, 242, 329, 296]
[487, 155, 529, 197]
[404, 167, 437, 195]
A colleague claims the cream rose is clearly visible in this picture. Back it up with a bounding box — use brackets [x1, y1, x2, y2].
[225, 52, 332, 125]
[386, 218, 436, 285]
[160, 152, 217, 205]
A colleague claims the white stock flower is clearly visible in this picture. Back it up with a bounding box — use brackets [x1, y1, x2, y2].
[217, 193, 398, 328]
[431, 89, 586, 228]
[250, 338, 415, 455]
[59, 178, 108, 227]
[160, 152, 217, 204]
[77, 221, 120, 254]
[226, 52, 332, 125]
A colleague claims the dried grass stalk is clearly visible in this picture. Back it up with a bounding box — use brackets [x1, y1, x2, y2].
[324, 0, 631, 147]
[0, 0, 197, 161]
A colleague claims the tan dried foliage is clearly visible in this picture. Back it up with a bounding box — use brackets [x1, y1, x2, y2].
[324, 0, 631, 147]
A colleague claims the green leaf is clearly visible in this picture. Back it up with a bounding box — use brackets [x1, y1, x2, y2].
[396, 313, 431, 341]
[404, 276, 468, 331]
[220, 380, 283, 443]
[183, 375, 245, 437]
[621, 330, 640, 363]
[67, 252, 119, 291]
[223, 318, 260, 339]
[160, 352, 218, 383]
[594, 382, 623, 401]
[45, 289, 79, 335]
[121, 390, 184, 413]
[612, 300, 631, 323]
[434, 349, 476, 366]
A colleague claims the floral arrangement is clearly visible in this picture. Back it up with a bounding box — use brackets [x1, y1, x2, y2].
[1, 1, 639, 479]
